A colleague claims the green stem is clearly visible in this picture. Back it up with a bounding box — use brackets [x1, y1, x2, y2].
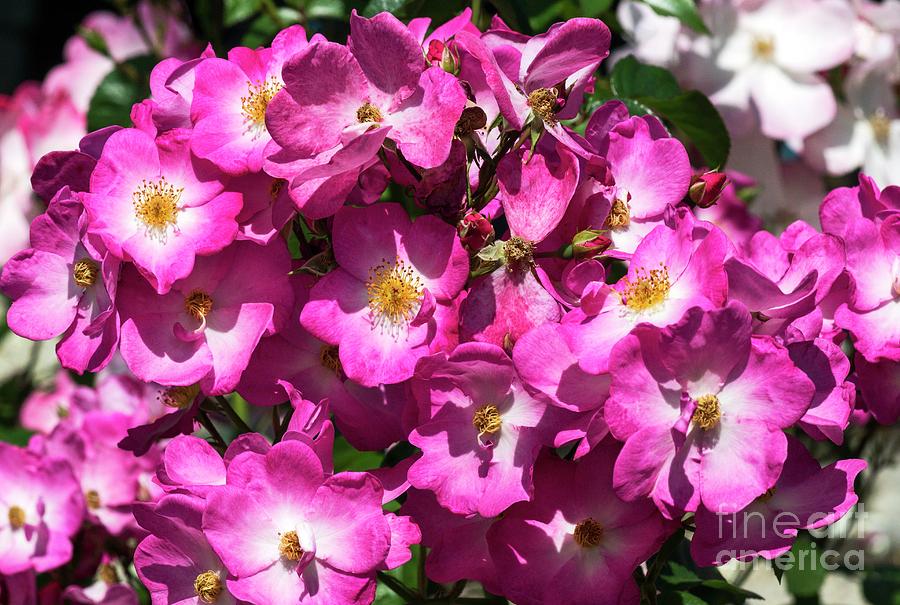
[215, 395, 253, 434]
[197, 410, 227, 453]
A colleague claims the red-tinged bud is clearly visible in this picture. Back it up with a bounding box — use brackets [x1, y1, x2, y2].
[426, 39, 445, 65]
[689, 170, 728, 208]
[571, 229, 612, 259]
[459, 210, 494, 252]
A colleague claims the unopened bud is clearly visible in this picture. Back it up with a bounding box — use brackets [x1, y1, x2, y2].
[689, 171, 728, 208]
[459, 210, 494, 252]
[455, 106, 488, 138]
[571, 230, 612, 259]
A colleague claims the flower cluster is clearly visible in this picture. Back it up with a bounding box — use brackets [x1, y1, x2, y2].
[0, 4, 896, 605]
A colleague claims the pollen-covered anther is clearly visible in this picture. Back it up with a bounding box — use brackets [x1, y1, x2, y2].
[193, 570, 223, 603]
[159, 384, 200, 409]
[473, 404, 502, 437]
[241, 76, 283, 128]
[870, 112, 891, 146]
[573, 517, 604, 548]
[606, 198, 631, 229]
[270, 178, 286, 199]
[692, 394, 722, 430]
[356, 102, 383, 124]
[185, 290, 214, 322]
[320, 345, 343, 377]
[752, 35, 775, 60]
[366, 258, 423, 328]
[132, 177, 182, 234]
[620, 264, 670, 312]
[73, 258, 99, 288]
[8, 505, 25, 529]
[86, 490, 102, 510]
[503, 236, 535, 272]
[527, 87, 559, 125]
[98, 563, 118, 585]
[279, 530, 304, 561]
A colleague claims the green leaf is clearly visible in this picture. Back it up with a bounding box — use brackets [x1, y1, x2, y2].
[224, 0, 261, 26]
[783, 536, 827, 598]
[639, 91, 730, 168]
[863, 565, 900, 605]
[659, 592, 709, 605]
[0, 425, 32, 446]
[241, 8, 302, 48]
[699, 580, 761, 599]
[362, 0, 413, 18]
[610, 56, 681, 101]
[661, 562, 704, 588]
[332, 436, 384, 473]
[638, 0, 709, 33]
[86, 56, 156, 132]
[578, 0, 614, 15]
[305, 0, 347, 19]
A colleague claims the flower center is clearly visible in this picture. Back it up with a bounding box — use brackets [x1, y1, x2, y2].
[503, 236, 535, 272]
[573, 517, 604, 548]
[185, 290, 214, 322]
[472, 404, 502, 437]
[158, 384, 200, 409]
[193, 570, 223, 603]
[86, 490, 102, 510]
[366, 258, 423, 328]
[606, 198, 631, 230]
[7, 506, 25, 529]
[752, 35, 774, 60]
[132, 177, 182, 235]
[620, 265, 670, 312]
[279, 530, 303, 561]
[56, 404, 69, 419]
[270, 178, 286, 199]
[692, 394, 721, 430]
[319, 345, 343, 378]
[72, 258, 99, 288]
[870, 111, 891, 146]
[98, 563, 118, 585]
[527, 87, 559, 125]
[241, 76, 283, 129]
[357, 102, 383, 124]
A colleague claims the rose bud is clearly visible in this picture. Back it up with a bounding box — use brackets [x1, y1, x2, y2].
[459, 209, 494, 252]
[689, 170, 729, 208]
[571, 229, 612, 259]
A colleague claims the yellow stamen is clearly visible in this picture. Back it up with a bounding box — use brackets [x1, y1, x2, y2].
[194, 570, 223, 603]
[870, 112, 891, 146]
[132, 177, 182, 236]
[86, 490, 102, 510]
[527, 87, 558, 125]
[185, 290, 214, 322]
[366, 258, 423, 328]
[752, 35, 774, 60]
[241, 76, 283, 130]
[98, 563, 118, 585]
[356, 102, 383, 124]
[8, 506, 25, 529]
[573, 517, 604, 547]
[472, 404, 502, 437]
[73, 258, 99, 288]
[279, 530, 303, 561]
[503, 236, 535, 272]
[606, 198, 630, 230]
[620, 265, 670, 312]
[320, 345, 343, 378]
[158, 384, 200, 410]
[692, 394, 721, 430]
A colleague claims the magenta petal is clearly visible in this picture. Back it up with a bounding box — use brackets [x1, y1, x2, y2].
[498, 141, 579, 242]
